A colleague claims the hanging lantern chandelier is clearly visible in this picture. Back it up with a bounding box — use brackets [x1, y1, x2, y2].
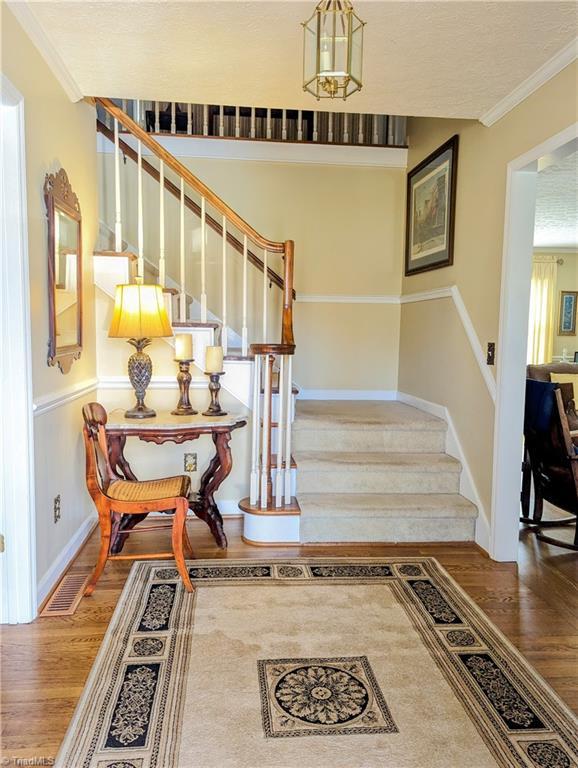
[302, 0, 365, 100]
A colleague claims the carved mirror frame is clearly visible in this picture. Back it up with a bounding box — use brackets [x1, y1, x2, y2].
[44, 168, 83, 374]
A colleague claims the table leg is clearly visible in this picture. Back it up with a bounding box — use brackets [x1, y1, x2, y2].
[192, 431, 231, 548]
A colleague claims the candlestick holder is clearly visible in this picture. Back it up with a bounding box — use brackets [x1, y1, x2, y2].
[171, 359, 198, 416]
[203, 371, 227, 417]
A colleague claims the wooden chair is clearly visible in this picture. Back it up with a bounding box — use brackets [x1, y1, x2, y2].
[82, 402, 195, 595]
[522, 382, 578, 550]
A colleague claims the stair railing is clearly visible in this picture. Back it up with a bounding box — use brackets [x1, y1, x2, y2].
[95, 96, 295, 510]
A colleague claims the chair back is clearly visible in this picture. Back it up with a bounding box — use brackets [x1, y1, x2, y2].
[82, 402, 116, 498]
[524, 380, 578, 514]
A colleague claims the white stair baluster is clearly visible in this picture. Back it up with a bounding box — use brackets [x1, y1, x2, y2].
[358, 113, 364, 145]
[261, 355, 271, 508]
[186, 103, 192, 134]
[284, 354, 293, 504]
[121, 98, 127, 114]
[328, 112, 334, 142]
[250, 354, 262, 505]
[171, 102, 176, 134]
[137, 140, 144, 278]
[282, 110, 287, 140]
[242, 235, 248, 355]
[297, 110, 303, 141]
[266, 109, 272, 140]
[222, 215, 228, 355]
[372, 114, 378, 145]
[313, 111, 318, 142]
[203, 104, 209, 136]
[250, 107, 256, 139]
[275, 355, 285, 506]
[113, 119, 122, 252]
[159, 159, 165, 287]
[134, 99, 141, 126]
[343, 113, 349, 143]
[219, 105, 224, 137]
[179, 178, 186, 322]
[154, 101, 160, 132]
[200, 197, 207, 322]
[262, 249, 268, 341]
[235, 106, 240, 138]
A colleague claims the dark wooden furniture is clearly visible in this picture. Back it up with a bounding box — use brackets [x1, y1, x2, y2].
[522, 364, 578, 521]
[522, 380, 577, 550]
[82, 403, 194, 595]
[44, 168, 83, 374]
[105, 408, 247, 552]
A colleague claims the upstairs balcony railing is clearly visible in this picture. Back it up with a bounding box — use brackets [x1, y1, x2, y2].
[98, 98, 407, 148]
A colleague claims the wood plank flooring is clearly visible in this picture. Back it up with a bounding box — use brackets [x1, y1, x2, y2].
[1, 518, 577, 762]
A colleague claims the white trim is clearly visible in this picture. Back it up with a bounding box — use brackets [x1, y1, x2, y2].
[296, 294, 400, 304]
[400, 286, 453, 304]
[297, 389, 397, 401]
[97, 133, 408, 169]
[480, 38, 578, 127]
[97, 375, 206, 391]
[5, 1, 83, 102]
[242, 511, 300, 544]
[33, 377, 98, 417]
[491, 122, 578, 562]
[533, 246, 578, 254]
[37, 516, 97, 607]
[396, 392, 490, 553]
[1, 76, 37, 624]
[401, 285, 496, 402]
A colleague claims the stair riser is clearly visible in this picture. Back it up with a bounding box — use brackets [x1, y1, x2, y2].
[297, 470, 459, 494]
[293, 429, 445, 453]
[301, 517, 475, 543]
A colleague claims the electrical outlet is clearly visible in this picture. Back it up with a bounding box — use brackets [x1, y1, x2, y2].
[184, 453, 197, 472]
[487, 342, 496, 366]
[53, 494, 61, 523]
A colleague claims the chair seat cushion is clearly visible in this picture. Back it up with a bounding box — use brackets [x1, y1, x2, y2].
[107, 475, 191, 503]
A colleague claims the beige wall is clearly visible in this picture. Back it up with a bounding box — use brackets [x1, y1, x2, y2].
[2, 6, 99, 588]
[399, 62, 578, 538]
[98, 151, 405, 390]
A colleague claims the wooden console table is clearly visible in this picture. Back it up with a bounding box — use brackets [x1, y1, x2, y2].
[105, 410, 247, 552]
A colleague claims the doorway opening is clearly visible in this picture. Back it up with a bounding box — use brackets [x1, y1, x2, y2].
[0, 74, 37, 623]
[491, 124, 578, 562]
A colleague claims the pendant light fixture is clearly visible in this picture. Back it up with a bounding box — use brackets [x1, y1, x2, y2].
[302, 0, 365, 100]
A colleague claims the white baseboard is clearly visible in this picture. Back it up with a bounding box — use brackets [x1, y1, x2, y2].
[37, 514, 97, 608]
[397, 391, 491, 554]
[298, 389, 398, 401]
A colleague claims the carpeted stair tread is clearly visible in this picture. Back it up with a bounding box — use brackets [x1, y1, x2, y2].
[294, 400, 446, 432]
[298, 493, 478, 519]
[294, 450, 461, 473]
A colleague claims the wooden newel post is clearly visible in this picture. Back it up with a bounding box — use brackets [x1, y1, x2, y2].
[282, 240, 295, 347]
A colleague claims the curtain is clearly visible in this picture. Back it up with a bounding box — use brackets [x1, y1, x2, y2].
[527, 255, 558, 365]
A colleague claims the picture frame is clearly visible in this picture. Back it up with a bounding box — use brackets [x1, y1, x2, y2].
[558, 291, 578, 336]
[405, 135, 459, 276]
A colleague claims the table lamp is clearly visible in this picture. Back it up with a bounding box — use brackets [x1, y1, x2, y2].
[108, 281, 173, 418]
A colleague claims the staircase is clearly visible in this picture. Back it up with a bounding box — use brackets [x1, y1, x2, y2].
[293, 401, 478, 542]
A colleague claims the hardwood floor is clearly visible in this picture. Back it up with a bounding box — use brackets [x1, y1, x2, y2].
[1, 518, 577, 762]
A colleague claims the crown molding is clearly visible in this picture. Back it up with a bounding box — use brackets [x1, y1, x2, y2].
[480, 37, 578, 127]
[6, 0, 83, 102]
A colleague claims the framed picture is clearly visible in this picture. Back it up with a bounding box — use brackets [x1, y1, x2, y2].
[405, 135, 459, 276]
[558, 291, 578, 335]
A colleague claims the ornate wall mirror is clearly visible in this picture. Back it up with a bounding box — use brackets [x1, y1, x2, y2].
[44, 168, 82, 373]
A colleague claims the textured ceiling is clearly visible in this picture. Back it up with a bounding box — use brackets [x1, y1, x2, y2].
[535, 152, 578, 248]
[22, 0, 577, 118]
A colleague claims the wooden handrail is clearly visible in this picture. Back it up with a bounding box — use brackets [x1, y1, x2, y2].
[96, 119, 293, 296]
[96, 97, 285, 253]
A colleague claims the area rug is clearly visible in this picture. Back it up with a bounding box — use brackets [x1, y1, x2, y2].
[55, 558, 578, 768]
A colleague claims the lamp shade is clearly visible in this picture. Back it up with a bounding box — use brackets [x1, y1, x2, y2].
[108, 283, 173, 339]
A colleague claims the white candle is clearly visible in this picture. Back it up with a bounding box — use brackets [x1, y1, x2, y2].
[205, 346, 224, 373]
[175, 333, 193, 361]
